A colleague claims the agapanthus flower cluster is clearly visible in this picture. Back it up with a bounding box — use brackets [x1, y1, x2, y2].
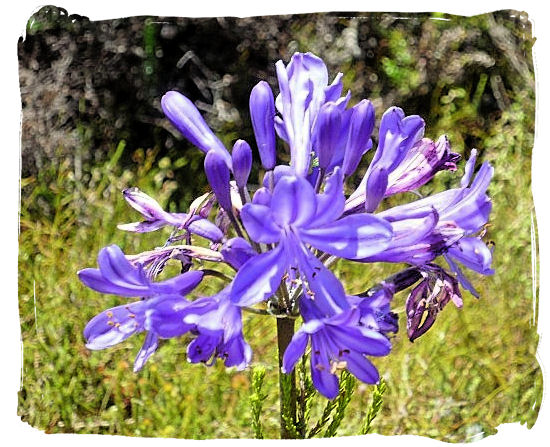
[80, 52, 494, 399]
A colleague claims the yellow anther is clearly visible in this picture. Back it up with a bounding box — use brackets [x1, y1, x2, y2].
[330, 360, 348, 374]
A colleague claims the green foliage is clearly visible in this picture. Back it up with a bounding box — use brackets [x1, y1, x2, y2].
[323, 372, 357, 437]
[280, 371, 299, 438]
[360, 378, 387, 435]
[249, 365, 268, 439]
[296, 355, 316, 437]
[303, 370, 357, 438]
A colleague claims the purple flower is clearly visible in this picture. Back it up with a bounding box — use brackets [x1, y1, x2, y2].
[362, 151, 493, 274]
[282, 297, 392, 399]
[275, 53, 346, 176]
[444, 235, 494, 298]
[384, 135, 460, 196]
[178, 287, 252, 370]
[230, 168, 393, 311]
[346, 107, 425, 213]
[358, 209, 464, 265]
[78, 244, 204, 297]
[83, 294, 191, 370]
[79, 245, 204, 371]
[346, 286, 398, 335]
[118, 188, 223, 242]
[161, 91, 231, 167]
[346, 134, 460, 213]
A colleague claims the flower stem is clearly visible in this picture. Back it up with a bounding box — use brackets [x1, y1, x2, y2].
[276, 317, 297, 439]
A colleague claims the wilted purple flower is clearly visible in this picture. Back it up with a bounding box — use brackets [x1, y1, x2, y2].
[125, 245, 224, 268]
[161, 91, 231, 167]
[385, 136, 460, 196]
[282, 297, 392, 399]
[405, 264, 463, 341]
[118, 188, 223, 242]
[230, 168, 393, 311]
[250, 81, 277, 170]
[346, 133, 460, 213]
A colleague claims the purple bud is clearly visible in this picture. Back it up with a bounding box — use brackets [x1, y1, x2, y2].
[161, 91, 231, 166]
[313, 102, 342, 170]
[204, 150, 232, 212]
[342, 99, 375, 176]
[231, 140, 252, 188]
[250, 81, 276, 169]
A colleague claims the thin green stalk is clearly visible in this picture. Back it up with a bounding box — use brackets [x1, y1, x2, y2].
[276, 317, 297, 439]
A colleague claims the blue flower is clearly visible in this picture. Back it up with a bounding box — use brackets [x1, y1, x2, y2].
[282, 297, 392, 399]
[230, 168, 393, 313]
[79, 245, 204, 371]
[170, 286, 252, 370]
[363, 150, 494, 296]
[118, 187, 223, 241]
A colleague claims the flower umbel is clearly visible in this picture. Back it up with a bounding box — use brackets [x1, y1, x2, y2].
[80, 52, 494, 423]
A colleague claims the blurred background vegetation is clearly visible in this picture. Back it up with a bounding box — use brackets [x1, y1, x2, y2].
[18, 6, 540, 441]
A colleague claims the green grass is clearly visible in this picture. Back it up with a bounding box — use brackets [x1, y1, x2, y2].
[18, 94, 541, 441]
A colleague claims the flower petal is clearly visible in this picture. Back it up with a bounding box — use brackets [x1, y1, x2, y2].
[133, 332, 159, 372]
[282, 329, 310, 373]
[300, 214, 393, 259]
[271, 176, 317, 227]
[221, 237, 257, 270]
[152, 270, 204, 296]
[83, 300, 148, 350]
[310, 339, 339, 399]
[308, 167, 345, 228]
[240, 203, 281, 244]
[447, 237, 494, 275]
[344, 351, 380, 384]
[230, 243, 286, 306]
